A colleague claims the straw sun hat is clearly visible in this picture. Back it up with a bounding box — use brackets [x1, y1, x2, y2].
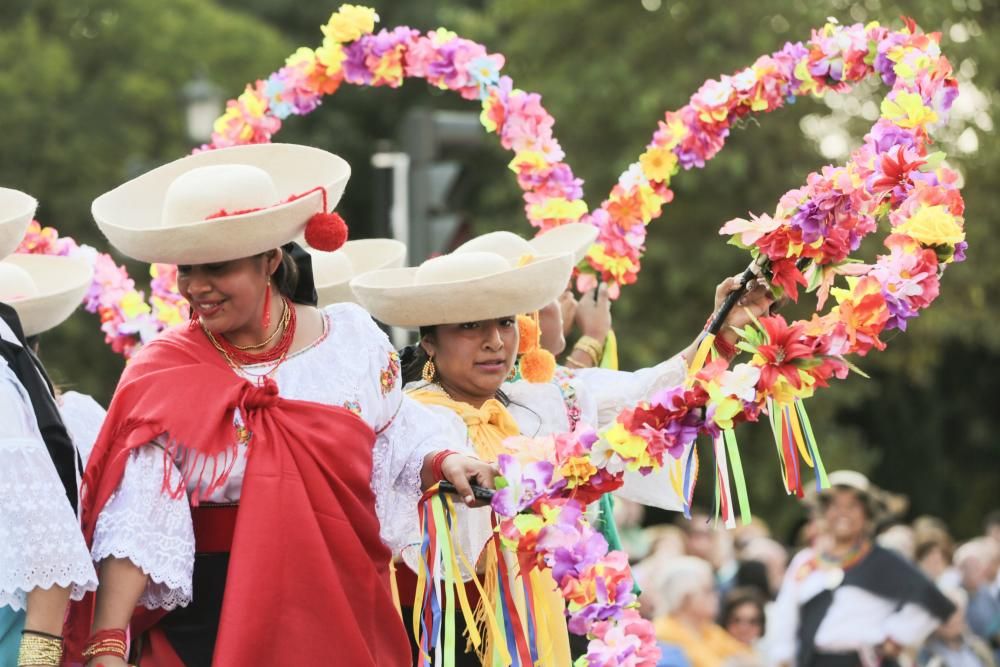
[350, 229, 576, 328]
[0, 187, 36, 259]
[455, 222, 597, 265]
[91, 143, 351, 265]
[808, 470, 908, 522]
[0, 187, 93, 337]
[309, 238, 407, 307]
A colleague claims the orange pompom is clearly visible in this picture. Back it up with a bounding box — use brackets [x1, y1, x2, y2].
[517, 314, 539, 355]
[304, 212, 348, 251]
[519, 348, 556, 383]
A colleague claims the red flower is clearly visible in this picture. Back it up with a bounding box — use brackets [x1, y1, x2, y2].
[755, 315, 817, 390]
[769, 258, 809, 302]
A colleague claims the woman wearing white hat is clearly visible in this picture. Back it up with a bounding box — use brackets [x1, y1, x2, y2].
[349, 226, 772, 666]
[65, 144, 494, 667]
[0, 187, 99, 667]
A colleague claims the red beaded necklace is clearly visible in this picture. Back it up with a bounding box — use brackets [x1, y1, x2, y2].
[201, 296, 298, 368]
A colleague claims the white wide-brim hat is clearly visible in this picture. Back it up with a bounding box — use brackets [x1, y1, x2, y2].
[455, 223, 598, 265]
[92, 143, 351, 265]
[350, 249, 574, 328]
[0, 254, 93, 337]
[0, 187, 37, 259]
[310, 238, 407, 307]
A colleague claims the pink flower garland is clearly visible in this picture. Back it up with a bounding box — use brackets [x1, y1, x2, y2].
[14, 221, 188, 357]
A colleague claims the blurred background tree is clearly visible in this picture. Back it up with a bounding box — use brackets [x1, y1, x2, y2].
[1, 0, 995, 537]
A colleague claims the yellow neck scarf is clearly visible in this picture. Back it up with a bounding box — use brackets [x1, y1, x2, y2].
[407, 388, 521, 462]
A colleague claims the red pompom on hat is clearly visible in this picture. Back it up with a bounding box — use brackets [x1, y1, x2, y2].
[305, 212, 348, 251]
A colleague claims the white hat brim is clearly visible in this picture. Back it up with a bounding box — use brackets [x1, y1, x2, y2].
[2, 254, 93, 337]
[92, 143, 350, 265]
[0, 188, 38, 259]
[351, 253, 573, 328]
[529, 223, 598, 264]
[313, 238, 406, 307]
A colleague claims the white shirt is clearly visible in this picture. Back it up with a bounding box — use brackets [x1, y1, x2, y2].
[0, 327, 97, 610]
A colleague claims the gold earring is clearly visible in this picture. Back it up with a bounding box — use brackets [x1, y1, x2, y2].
[506, 362, 518, 382]
[421, 358, 436, 383]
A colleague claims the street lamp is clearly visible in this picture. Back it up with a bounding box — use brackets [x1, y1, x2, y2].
[182, 72, 223, 143]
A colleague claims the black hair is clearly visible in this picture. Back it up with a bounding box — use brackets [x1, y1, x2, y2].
[400, 327, 437, 385]
[270, 247, 301, 303]
[719, 587, 767, 634]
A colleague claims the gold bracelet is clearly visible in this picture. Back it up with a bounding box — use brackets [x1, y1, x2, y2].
[573, 336, 603, 366]
[564, 356, 587, 368]
[17, 633, 63, 666]
[576, 335, 605, 356]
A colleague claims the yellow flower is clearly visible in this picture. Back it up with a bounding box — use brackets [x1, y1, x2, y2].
[704, 381, 743, 431]
[881, 92, 938, 130]
[151, 297, 184, 327]
[894, 205, 965, 246]
[322, 5, 378, 44]
[508, 151, 548, 173]
[430, 27, 457, 46]
[635, 183, 665, 223]
[560, 456, 598, 486]
[589, 246, 636, 283]
[527, 197, 588, 223]
[638, 145, 678, 183]
[604, 423, 650, 469]
[120, 292, 151, 319]
[316, 39, 347, 76]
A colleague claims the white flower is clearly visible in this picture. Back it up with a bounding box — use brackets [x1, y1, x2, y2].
[719, 363, 761, 402]
[618, 162, 648, 190]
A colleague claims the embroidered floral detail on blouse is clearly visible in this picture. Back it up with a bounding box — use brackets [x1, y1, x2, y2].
[380, 350, 400, 396]
[553, 367, 582, 431]
[233, 409, 252, 444]
[343, 400, 362, 416]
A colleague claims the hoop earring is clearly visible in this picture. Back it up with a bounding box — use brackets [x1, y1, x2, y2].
[421, 358, 436, 383]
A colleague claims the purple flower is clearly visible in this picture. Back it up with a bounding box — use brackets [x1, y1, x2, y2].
[953, 241, 968, 263]
[491, 455, 562, 516]
[341, 41, 372, 84]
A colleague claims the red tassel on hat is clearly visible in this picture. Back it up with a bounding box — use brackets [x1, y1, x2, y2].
[305, 212, 348, 252]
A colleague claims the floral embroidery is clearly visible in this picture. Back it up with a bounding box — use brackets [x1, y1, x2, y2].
[553, 366, 581, 431]
[380, 350, 400, 396]
[343, 399, 362, 416]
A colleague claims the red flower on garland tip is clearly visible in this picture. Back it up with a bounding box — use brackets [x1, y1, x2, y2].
[769, 258, 808, 301]
[755, 315, 817, 390]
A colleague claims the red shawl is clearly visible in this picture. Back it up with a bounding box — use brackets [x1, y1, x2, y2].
[65, 323, 412, 666]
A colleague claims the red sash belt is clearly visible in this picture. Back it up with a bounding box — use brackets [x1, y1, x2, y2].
[191, 504, 238, 554]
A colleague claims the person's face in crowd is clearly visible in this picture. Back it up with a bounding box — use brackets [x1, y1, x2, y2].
[823, 488, 870, 544]
[725, 601, 765, 645]
[178, 250, 282, 340]
[538, 299, 566, 356]
[421, 316, 518, 407]
[918, 544, 951, 581]
[685, 572, 720, 624]
[686, 518, 716, 562]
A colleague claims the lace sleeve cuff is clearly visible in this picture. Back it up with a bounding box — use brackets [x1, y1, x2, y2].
[91, 446, 194, 610]
[0, 443, 98, 611]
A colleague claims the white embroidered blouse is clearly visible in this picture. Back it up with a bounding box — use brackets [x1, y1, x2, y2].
[397, 355, 688, 573]
[89, 303, 455, 611]
[0, 356, 98, 611]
